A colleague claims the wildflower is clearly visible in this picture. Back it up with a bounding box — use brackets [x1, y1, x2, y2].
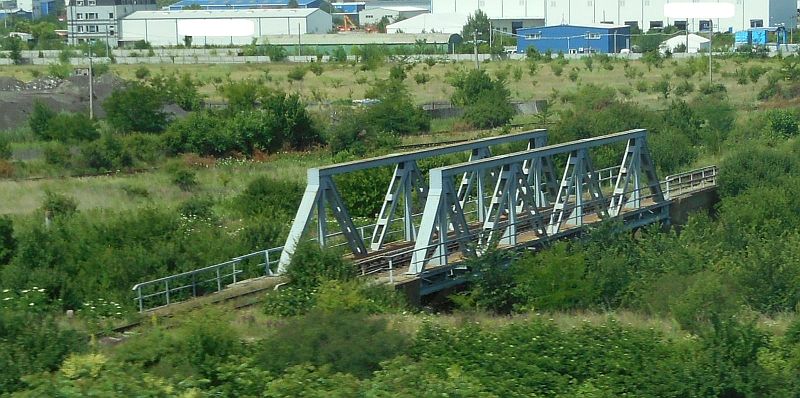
[21, 290, 29, 293]
[3, 297, 11, 301]
[29, 302, 34, 306]
[1, 289, 9, 293]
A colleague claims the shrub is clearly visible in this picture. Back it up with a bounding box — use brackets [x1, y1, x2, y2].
[43, 142, 71, 167]
[413, 72, 430, 84]
[767, 109, 798, 138]
[449, 69, 515, 128]
[170, 167, 198, 191]
[134, 66, 150, 79]
[287, 66, 307, 81]
[361, 78, 430, 135]
[47, 62, 72, 79]
[177, 196, 215, 220]
[0, 216, 14, 265]
[29, 100, 56, 139]
[103, 82, 168, 133]
[568, 67, 579, 82]
[308, 62, 324, 76]
[0, 137, 10, 160]
[42, 191, 78, 218]
[45, 113, 99, 143]
[331, 46, 347, 63]
[286, 243, 356, 289]
[674, 80, 695, 96]
[550, 63, 564, 76]
[257, 309, 407, 377]
[234, 176, 303, 217]
[80, 133, 130, 171]
[263, 286, 317, 317]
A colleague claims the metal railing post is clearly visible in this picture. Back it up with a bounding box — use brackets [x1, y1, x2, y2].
[232, 261, 238, 284]
[165, 280, 170, 305]
[136, 287, 143, 313]
[265, 250, 271, 275]
[216, 268, 222, 292]
[192, 274, 197, 298]
[389, 258, 394, 284]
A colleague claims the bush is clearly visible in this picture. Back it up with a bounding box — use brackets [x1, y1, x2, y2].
[47, 62, 72, 79]
[29, 100, 56, 139]
[134, 66, 150, 79]
[0, 216, 15, 265]
[361, 78, 430, 135]
[331, 46, 347, 63]
[550, 63, 564, 76]
[42, 191, 78, 218]
[80, 133, 131, 171]
[44, 113, 99, 143]
[674, 80, 695, 96]
[767, 109, 798, 138]
[413, 72, 430, 84]
[0, 137, 11, 160]
[308, 62, 324, 76]
[234, 176, 303, 217]
[170, 167, 198, 191]
[178, 196, 216, 220]
[43, 142, 71, 167]
[449, 69, 515, 129]
[286, 243, 356, 289]
[103, 82, 168, 133]
[257, 309, 407, 377]
[287, 66, 307, 81]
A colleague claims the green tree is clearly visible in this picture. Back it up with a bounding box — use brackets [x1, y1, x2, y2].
[103, 82, 168, 133]
[450, 69, 515, 128]
[28, 100, 55, 139]
[4, 36, 23, 64]
[462, 9, 490, 44]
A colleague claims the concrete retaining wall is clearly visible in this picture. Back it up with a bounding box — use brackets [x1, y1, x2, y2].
[669, 187, 720, 227]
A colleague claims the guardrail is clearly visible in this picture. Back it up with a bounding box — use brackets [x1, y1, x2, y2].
[664, 165, 718, 199]
[131, 165, 717, 312]
[131, 246, 283, 312]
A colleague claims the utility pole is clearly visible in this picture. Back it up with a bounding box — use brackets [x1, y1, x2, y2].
[708, 20, 712, 85]
[473, 29, 479, 70]
[297, 23, 301, 57]
[88, 50, 94, 120]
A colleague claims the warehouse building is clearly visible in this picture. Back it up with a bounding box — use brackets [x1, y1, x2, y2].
[516, 23, 631, 54]
[385, 12, 541, 35]
[358, 6, 427, 26]
[431, 0, 796, 33]
[120, 8, 332, 46]
[166, 0, 322, 11]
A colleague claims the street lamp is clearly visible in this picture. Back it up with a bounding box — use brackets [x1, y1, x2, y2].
[664, 2, 735, 85]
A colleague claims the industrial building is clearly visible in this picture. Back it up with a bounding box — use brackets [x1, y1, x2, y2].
[516, 24, 631, 54]
[385, 12, 541, 35]
[119, 8, 332, 46]
[660, 33, 710, 54]
[166, 0, 322, 11]
[66, 0, 158, 46]
[431, 0, 797, 33]
[358, 5, 427, 26]
[385, 13, 465, 34]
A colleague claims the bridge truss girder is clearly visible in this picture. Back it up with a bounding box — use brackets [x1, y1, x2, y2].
[409, 129, 666, 275]
[277, 130, 549, 273]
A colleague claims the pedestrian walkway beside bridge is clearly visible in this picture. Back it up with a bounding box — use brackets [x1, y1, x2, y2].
[131, 129, 718, 312]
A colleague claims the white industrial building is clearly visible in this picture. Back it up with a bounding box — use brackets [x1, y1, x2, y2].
[385, 12, 542, 35]
[385, 13, 466, 34]
[660, 33, 710, 54]
[431, 0, 797, 33]
[120, 8, 332, 47]
[358, 6, 428, 26]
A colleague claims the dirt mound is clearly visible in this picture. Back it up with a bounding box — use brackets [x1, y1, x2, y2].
[0, 73, 129, 130]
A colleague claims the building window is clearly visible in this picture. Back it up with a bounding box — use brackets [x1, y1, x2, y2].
[674, 21, 687, 31]
[525, 32, 541, 40]
[624, 21, 638, 30]
[88, 0, 95, 5]
[108, 12, 114, 18]
[76, 12, 83, 19]
[699, 20, 711, 31]
[87, 12, 97, 19]
[77, 26, 84, 32]
[586, 33, 601, 40]
[88, 25, 97, 32]
[649, 21, 663, 30]
[109, 30, 115, 36]
[76, 0, 83, 5]
[750, 19, 763, 28]
[365, 14, 372, 18]
[587, 0, 592, 5]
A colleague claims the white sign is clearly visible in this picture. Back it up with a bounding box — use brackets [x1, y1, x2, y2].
[664, 2, 735, 19]
[177, 19, 256, 37]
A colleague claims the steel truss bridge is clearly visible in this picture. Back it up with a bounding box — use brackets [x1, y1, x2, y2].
[132, 129, 718, 311]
